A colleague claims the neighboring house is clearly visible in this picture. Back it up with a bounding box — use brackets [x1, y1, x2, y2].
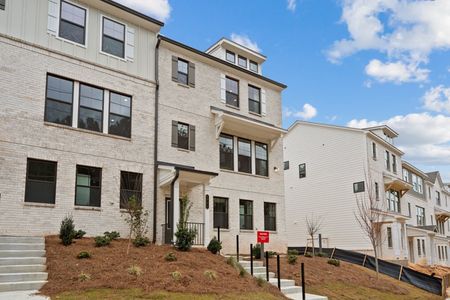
[156, 37, 287, 253]
[284, 121, 450, 266]
[0, 0, 287, 253]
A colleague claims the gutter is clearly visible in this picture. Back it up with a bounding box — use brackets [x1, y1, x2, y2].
[152, 38, 161, 243]
[168, 169, 180, 243]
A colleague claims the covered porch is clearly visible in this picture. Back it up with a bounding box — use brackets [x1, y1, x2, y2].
[157, 163, 218, 247]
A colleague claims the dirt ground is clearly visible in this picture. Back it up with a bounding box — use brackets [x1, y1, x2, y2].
[40, 236, 284, 298]
[408, 262, 450, 278]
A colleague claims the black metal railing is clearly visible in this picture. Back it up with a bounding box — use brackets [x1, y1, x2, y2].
[161, 222, 204, 246]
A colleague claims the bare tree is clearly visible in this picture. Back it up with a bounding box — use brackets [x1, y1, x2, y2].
[354, 172, 384, 277]
[306, 214, 322, 257]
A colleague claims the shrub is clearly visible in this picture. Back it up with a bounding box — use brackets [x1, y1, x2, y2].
[77, 251, 91, 259]
[207, 237, 222, 254]
[165, 252, 177, 262]
[59, 215, 75, 246]
[174, 196, 197, 251]
[73, 229, 86, 239]
[267, 251, 277, 258]
[252, 244, 261, 259]
[287, 249, 299, 256]
[287, 254, 298, 265]
[104, 231, 120, 240]
[171, 271, 182, 281]
[203, 270, 217, 281]
[317, 252, 327, 257]
[133, 236, 150, 247]
[226, 257, 246, 277]
[327, 259, 340, 267]
[127, 264, 143, 276]
[94, 235, 111, 247]
[78, 272, 91, 282]
[304, 252, 312, 258]
[226, 256, 238, 267]
[255, 276, 266, 287]
[239, 269, 246, 277]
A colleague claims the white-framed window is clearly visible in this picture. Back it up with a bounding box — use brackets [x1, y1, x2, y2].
[101, 16, 126, 59]
[58, 0, 87, 46]
[416, 206, 425, 226]
[403, 169, 409, 182]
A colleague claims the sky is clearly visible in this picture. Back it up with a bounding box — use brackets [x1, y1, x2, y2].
[116, 0, 450, 181]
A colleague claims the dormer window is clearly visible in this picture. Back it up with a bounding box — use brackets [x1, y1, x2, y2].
[226, 51, 235, 63]
[250, 60, 258, 73]
[102, 17, 125, 58]
[59, 0, 86, 45]
[238, 56, 247, 68]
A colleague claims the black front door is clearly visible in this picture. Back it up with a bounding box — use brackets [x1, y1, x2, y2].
[164, 198, 173, 244]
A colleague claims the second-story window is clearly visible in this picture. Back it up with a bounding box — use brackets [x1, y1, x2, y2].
[219, 134, 234, 170]
[392, 154, 397, 173]
[226, 50, 235, 63]
[250, 60, 258, 73]
[353, 181, 365, 193]
[375, 182, 380, 200]
[45, 75, 74, 126]
[403, 169, 409, 182]
[238, 138, 252, 173]
[386, 189, 400, 213]
[59, 1, 86, 45]
[177, 122, 189, 150]
[248, 85, 261, 114]
[238, 55, 247, 68]
[387, 227, 392, 248]
[255, 142, 268, 176]
[385, 150, 390, 171]
[78, 84, 103, 132]
[299, 163, 306, 178]
[102, 17, 125, 58]
[109, 92, 131, 138]
[226, 77, 239, 107]
[177, 59, 189, 85]
[372, 142, 377, 160]
[171, 121, 195, 151]
[436, 191, 441, 206]
[416, 206, 425, 226]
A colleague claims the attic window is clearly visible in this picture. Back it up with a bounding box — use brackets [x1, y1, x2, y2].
[238, 55, 247, 68]
[226, 51, 235, 63]
[250, 60, 258, 72]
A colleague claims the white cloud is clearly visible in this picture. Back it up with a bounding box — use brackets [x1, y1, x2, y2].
[327, 0, 450, 83]
[287, 0, 297, 12]
[423, 85, 450, 114]
[116, 0, 171, 22]
[365, 59, 429, 83]
[230, 33, 261, 53]
[285, 104, 317, 120]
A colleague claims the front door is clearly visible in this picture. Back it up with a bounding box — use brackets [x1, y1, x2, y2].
[408, 238, 415, 263]
[165, 198, 173, 244]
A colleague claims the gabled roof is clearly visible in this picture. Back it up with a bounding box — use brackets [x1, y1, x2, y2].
[364, 125, 399, 138]
[426, 171, 439, 184]
[205, 38, 266, 62]
[402, 161, 429, 179]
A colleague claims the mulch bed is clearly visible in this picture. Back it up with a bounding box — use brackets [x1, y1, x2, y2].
[40, 236, 284, 298]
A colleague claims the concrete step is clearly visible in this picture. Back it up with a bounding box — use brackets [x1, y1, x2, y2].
[0, 243, 44, 251]
[0, 257, 46, 266]
[281, 286, 303, 295]
[0, 265, 46, 273]
[239, 260, 263, 268]
[0, 281, 47, 292]
[269, 278, 296, 288]
[0, 250, 45, 258]
[0, 272, 48, 283]
[0, 237, 44, 244]
[244, 266, 266, 273]
[253, 272, 275, 279]
[287, 292, 328, 300]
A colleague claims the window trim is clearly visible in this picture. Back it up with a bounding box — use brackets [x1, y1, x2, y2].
[372, 142, 377, 160]
[177, 58, 189, 85]
[264, 202, 277, 231]
[387, 227, 393, 248]
[24, 158, 58, 204]
[119, 171, 143, 209]
[57, 0, 88, 47]
[283, 161, 290, 170]
[239, 199, 253, 230]
[77, 82, 104, 133]
[213, 196, 229, 229]
[100, 15, 126, 60]
[353, 181, 365, 193]
[248, 84, 261, 115]
[108, 91, 132, 138]
[237, 138, 252, 174]
[238, 55, 248, 68]
[255, 142, 268, 177]
[249, 60, 258, 73]
[225, 76, 240, 108]
[44, 73, 75, 127]
[219, 133, 234, 171]
[74, 164, 102, 207]
[177, 122, 190, 150]
[299, 163, 306, 178]
[226, 50, 236, 63]
[416, 206, 426, 226]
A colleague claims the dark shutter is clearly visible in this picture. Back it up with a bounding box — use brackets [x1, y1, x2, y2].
[188, 62, 195, 87]
[189, 125, 195, 151]
[171, 56, 178, 82]
[171, 120, 178, 147]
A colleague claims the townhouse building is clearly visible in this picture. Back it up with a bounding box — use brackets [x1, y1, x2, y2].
[0, 0, 287, 253]
[284, 121, 450, 266]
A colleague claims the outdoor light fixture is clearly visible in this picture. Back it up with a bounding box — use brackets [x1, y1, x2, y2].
[273, 166, 279, 172]
[205, 194, 209, 209]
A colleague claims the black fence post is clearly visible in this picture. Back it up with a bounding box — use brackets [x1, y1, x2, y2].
[236, 235, 239, 262]
[265, 251, 269, 282]
[301, 262, 306, 300]
[277, 254, 281, 290]
[217, 226, 220, 243]
[318, 234, 322, 254]
[250, 243, 253, 276]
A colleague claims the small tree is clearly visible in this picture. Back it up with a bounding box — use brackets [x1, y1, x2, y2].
[306, 214, 322, 257]
[122, 196, 149, 254]
[354, 172, 384, 277]
[59, 215, 75, 246]
[174, 195, 197, 251]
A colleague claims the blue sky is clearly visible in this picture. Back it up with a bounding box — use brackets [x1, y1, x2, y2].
[118, 0, 450, 181]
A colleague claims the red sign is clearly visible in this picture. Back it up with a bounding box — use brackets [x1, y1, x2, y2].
[257, 231, 269, 244]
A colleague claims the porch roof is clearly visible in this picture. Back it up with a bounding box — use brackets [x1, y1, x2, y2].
[383, 174, 412, 195]
[158, 162, 218, 188]
[435, 208, 450, 222]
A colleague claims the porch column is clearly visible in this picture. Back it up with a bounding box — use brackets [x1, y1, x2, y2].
[428, 234, 435, 265]
[203, 184, 210, 247]
[172, 178, 180, 243]
[392, 222, 401, 257]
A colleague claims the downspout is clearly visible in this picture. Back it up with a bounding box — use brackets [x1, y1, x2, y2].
[152, 37, 161, 243]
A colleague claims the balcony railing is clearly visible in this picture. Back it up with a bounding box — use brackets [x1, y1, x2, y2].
[161, 222, 204, 246]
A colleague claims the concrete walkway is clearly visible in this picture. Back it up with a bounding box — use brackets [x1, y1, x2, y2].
[0, 290, 49, 300]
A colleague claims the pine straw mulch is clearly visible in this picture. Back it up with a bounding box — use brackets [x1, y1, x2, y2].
[40, 236, 284, 298]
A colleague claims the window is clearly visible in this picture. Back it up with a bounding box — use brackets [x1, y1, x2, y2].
[428, 186, 432, 199]
[249, 60, 258, 73]
[102, 17, 125, 58]
[408, 202, 411, 217]
[387, 227, 392, 248]
[353, 181, 365, 193]
[240, 200, 253, 230]
[109, 92, 131, 138]
[299, 163, 306, 178]
[284, 161, 290, 170]
[78, 84, 103, 132]
[25, 159, 57, 204]
[120, 171, 142, 209]
[417, 239, 422, 256]
[177, 59, 189, 85]
[436, 191, 441, 206]
[75, 165, 101, 207]
[0, 0, 4, 10]
[385, 151, 390, 171]
[372, 142, 377, 159]
[422, 239, 426, 255]
[403, 169, 409, 182]
[386, 189, 400, 212]
[59, 1, 86, 45]
[177, 122, 189, 150]
[248, 85, 261, 114]
[219, 134, 234, 171]
[392, 154, 397, 173]
[437, 220, 445, 235]
[411, 174, 423, 194]
[213, 197, 228, 229]
[225, 77, 239, 107]
[238, 55, 247, 68]
[238, 138, 251, 173]
[45, 75, 73, 126]
[375, 182, 380, 200]
[255, 142, 268, 176]
[264, 202, 276, 231]
[416, 206, 425, 226]
[226, 50, 235, 63]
